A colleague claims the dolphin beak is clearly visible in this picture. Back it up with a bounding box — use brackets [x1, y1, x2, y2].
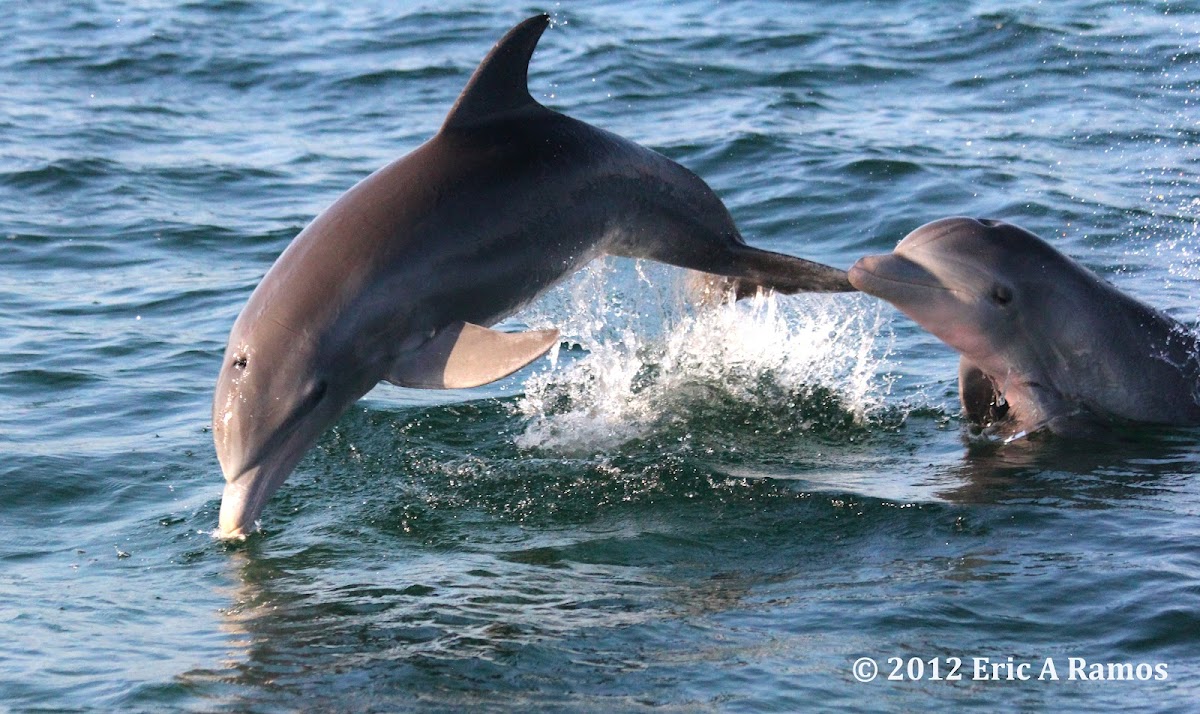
[218, 472, 266, 539]
[848, 253, 946, 297]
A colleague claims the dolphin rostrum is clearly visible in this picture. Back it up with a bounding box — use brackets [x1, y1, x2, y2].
[213, 14, 854, 537]
[849, 217, 1200, 440]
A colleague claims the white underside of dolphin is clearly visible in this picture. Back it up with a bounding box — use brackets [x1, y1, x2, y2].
[212, 14, 854, 537]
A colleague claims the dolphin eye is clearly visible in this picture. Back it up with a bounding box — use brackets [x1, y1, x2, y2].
[991, 284, 1013, 306]
[232, 355, 248, 369]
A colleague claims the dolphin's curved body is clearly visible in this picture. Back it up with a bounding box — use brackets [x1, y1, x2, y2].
[849, 217, 1200, 440]
[214, 14, 853, 536]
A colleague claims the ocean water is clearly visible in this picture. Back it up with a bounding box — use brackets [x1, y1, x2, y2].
[2, 1, 1198, 711]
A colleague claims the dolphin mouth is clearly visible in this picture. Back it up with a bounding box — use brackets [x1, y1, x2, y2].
[848, 253, 953, 297]
[218, 466, 283, 539]
[218, 478, 260, 539]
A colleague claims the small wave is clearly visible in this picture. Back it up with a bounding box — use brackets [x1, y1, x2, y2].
[1, 368, 99, 390]
[839, 157, 924, 179]
[180, 0, 257, 13]
[333, 65, 462, 89]
[513, 260, 894, 454]
[0, 158, 121, 193]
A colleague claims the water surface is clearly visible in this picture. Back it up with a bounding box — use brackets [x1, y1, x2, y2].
[2, 1, 1198, 711]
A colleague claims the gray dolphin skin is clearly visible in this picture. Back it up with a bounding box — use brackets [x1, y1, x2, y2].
[849, 217, 1200, 440]
[213, 14, 854, 537]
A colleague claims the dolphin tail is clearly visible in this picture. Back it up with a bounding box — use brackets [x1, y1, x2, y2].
[684, 271, 768, 305]
[616, 236, 853, 294]
[718, 244, 855, 293]
[388, 322, 559, 389]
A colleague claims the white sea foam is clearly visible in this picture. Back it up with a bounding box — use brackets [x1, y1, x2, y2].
[514, 259, 895, 453]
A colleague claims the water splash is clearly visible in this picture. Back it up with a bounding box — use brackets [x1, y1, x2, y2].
[514, 260, 894, 453]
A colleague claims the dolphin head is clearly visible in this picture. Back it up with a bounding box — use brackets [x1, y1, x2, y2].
[848, 217, 1108, 427]
[849, 218, 1034, 370]
[212, 305, 367, 538]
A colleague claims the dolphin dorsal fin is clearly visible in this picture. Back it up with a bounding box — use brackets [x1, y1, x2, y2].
[442, 14, 550, 131]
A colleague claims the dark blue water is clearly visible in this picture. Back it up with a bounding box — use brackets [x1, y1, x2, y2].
[2, 2, 1198, 711]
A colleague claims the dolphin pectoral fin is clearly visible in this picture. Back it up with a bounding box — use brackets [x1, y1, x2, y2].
[388, 322, 560, 389]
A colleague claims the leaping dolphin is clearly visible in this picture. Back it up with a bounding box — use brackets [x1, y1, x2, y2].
[213, 14, 854, 537]
[848, 217, 1200, 440]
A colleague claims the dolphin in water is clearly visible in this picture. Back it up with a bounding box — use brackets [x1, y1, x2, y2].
[848, 217, 1200, 440]
[213, 14, 853, 537]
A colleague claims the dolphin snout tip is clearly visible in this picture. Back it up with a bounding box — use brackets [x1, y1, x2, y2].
[216, 525, 250, 541]
[218, 479, 260, 539]
[846, 255, 880, 292]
